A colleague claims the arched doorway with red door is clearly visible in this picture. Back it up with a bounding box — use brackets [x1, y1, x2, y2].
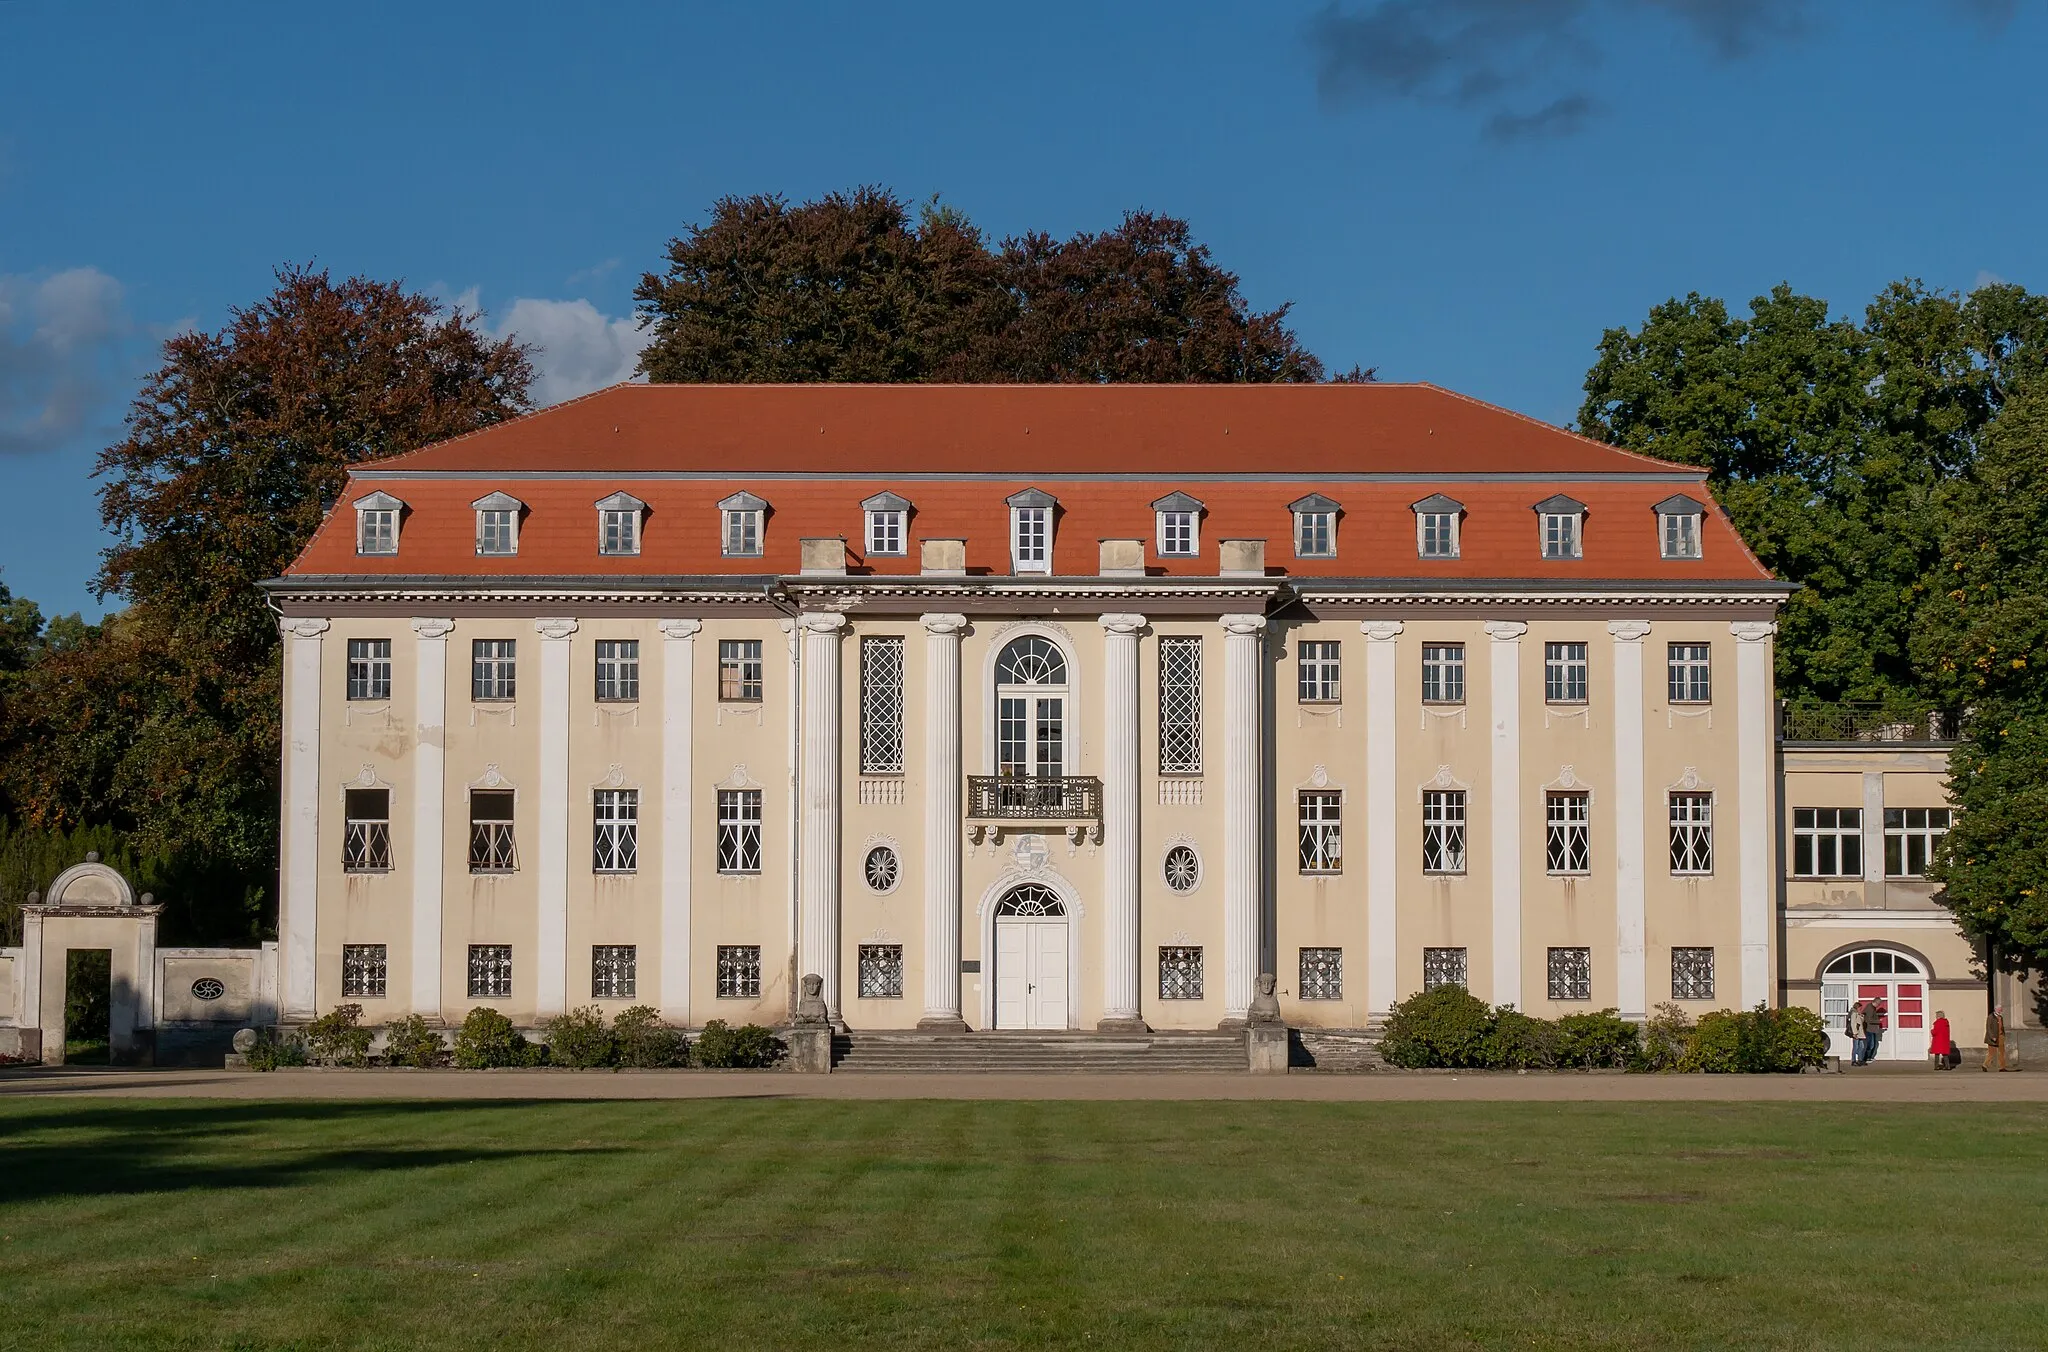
[1820, 946, 1932, 1063]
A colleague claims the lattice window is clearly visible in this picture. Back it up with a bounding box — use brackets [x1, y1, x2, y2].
[1158, 636, 1203, 774]
[1299, 792, 1342, 873]
[1671, 947, 1715, 1001]
[1299, 947, 1343, 1000]
[1547, 947, 1591, 1001]
[343, 788, 392, 872]
[592, 944, 637, 999]
[1667, 643, 1711, 703]
[471, 639, 516, 701]
[1422, 644, 1465, 704]
[1793, 807, 1862, 877]
[717, 790, 762, 873]
[1544, 642, 1588, 703]
[1423, 947, 1468, 991]
[595, 640, 640, 702]
[719, 640, 763, 702]
[858, 944, 903, 998]
[860, 637, 905, 774]
[342, 944, 387, 998]
[1546, 792, 1590, 874]
[347, 639, 392, 701]
[717, 945, 761, 999]
[1669, 792, 1713, 874]
[469, 789, 517, 872]
[593, 789, 638, 872]
[1298, 640, 1341, 703]
[1422, 790, 1466, 873]
[1884, 807, 1951, 878]
[1159, 946, 1204, 1000]
[1163, 845, 1200, 893]
[468, 944, 513, 999]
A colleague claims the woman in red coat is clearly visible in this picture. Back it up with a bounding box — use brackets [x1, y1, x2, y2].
[1929, 1011, 1954, 1070]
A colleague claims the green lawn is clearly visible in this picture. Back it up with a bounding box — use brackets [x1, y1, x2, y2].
[1, 1098, 2041, 1350]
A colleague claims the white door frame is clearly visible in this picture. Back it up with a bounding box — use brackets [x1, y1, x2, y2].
[976, 870, 1084, 1030]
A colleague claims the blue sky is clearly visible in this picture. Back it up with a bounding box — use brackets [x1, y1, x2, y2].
[2, 0, 2042, 617]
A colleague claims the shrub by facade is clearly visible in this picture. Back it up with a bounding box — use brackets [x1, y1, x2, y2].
[1553, 1011, 1641, 1069]
[382, 1014, 446, 1068]
[245, 1031, 308, 1072]
[1377, 985, 1495, 1068]
[691, 1020, 784, 1069]
[1378, 990, 1827, 1074]
[541, 1006, 617, 1068]
[1680, 1005, 1829, 1073]
[612, 1005, 689, 1068]
[1482, 1008, 1561, 1069]
[452, 1007, 546, 1069]
[304, 1004, 374, 1067]
[1638, 1003, 1695, 1072]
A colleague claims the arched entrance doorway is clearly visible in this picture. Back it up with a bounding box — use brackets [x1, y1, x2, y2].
[993, 884, 1068, 1029]
[1822, 947, 1930, 1062]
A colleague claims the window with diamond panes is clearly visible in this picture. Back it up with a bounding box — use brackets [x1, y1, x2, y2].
[1299, 791, 1342, 873]
[468, 944, 513, 999]
[1298, 640, 1340, 703]
[858, 944, 904, 999]
[469, 789, 517, 872]
[717, 790, 762, 873]
[859, 637, 905, 774]
[717, 945, 761, 999]
[591, 944, 637, 999]
[342, 944, 387, 998]
[1671, 947, 1715, 1001]
[1422, 790, 1466, 873]
[1295, 511, 1334, 558]
[1669, 792, 1713, 874]
[472, 639, 516, 701]
[1884, 807, 1951, 878]
[1422, 947, 1468, 991]
[343, 788, 391, 872]
[595, 640, 639, 702]
[1298, 947, 1343, 1000]
[719, 640, 763, 702]
[593, 789, 638, 872]
[1159, 946, 1204, 1000]
[1547, 946, 1591, 1001]
[1546, 792, 1590, 874]
[347, 639, 392, 701]
[1792, 807, 1862, 877]
[1667, 642, 1711, 703]
[1158, 636, 1203, 774]
[1544, 642, 1588, 703]
[1422, 643, 1465, 704]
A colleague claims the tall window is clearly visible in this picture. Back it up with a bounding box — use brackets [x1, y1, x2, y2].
[1669, 792, 1713, 874]
[1299, 947, 1343, 1000]
[593, 789, 638, 873]
[599, 508, 639, 556]
[592, 945, 637, 999]
[342, 944, 387, 998]
[468, 945, 513, 999]
[476, 509, 518, 556]
[1418, 512, 1458, 558]
[719, 640, 763, 702]
[995, 637, 1067, 779]
[1012, 505, 1051, 573]
[1667, 643, 1711, 703]
[1422, 790, 1466, 873]
[717, 944, 761, 998]
[867, 510, 905, 556]
[1299, 792, 1343, 874]
[859, 637, 905, 774]
[357, 508, 398, 555]
[347, 639, 392, 701]
[1159, 946, 1204, 1000]
[1295, 510, 1335, 558]
[1541, 512, 1582, 560]
[858, 944, 904, 998]
[1544, 642, 1588, 703]
[1884, 807, 1951, 878]
[1298, 640, 1341, 703]
[469, 789, 517, 872]
[595, 640, 639, 702]
[472, 639, 516, 701]
[1158, 510, 1197, 557]
[723, 508, 762, 556]
[1545, 792, 1591, 874]
[343, 788, 391, 872]
[1661, 511, 1702, 559]
[1423, 947, 1468, 991]
[1158, 636, 1203, 774]
[1547, 947, 1592, 1001]
[1422, 644, 1465, 704]
[1792, 807, 1862, 877]
[717, 789, 763, 873]
[1671, 947, 1715, 1001]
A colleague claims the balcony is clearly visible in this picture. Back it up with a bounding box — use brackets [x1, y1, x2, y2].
[965, 775, 1103, 835]
[1779, 703, 1957, 746]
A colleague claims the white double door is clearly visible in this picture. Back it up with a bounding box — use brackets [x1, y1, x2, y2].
[994, 918, 1068, 1029]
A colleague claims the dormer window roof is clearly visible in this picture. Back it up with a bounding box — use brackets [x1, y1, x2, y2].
[353, 490, 405, 556]
[719, 491, 767, 558]
[1006, 486, 1057, 510]
[1289, 493, 1340, 558]
[861, 491, 912, 514]
[1534, 494, 1587, 560]
[1412, 493, 1464, 560]
[1151, 491, 1204, 558]
[472, 491, 525, 556]
[595, 491, 646, 556]
[1655, 493, 1707, 560]
[862, 491, 911, 556]
[1007, 487, 1057, 573]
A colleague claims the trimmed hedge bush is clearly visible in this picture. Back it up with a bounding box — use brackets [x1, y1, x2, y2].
[1680, 1004, 1829, 1073]
[452, 1007, 547, 1068]
[1377, 984, 1494, 1068]
[304, 1004, 374, 1067]
[612, 1005, 689, 1068]
[541, 1006, 617, 1068]
[1554, 1010, 1641, 1069]
[1376, 989, 1828, 1073]
[691, 1020, 784, 1069]
[382, 1014, 446, 1068]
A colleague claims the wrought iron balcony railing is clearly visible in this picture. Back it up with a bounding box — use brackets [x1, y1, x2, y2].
[1779, 703, 1957, 745]
[966, 775, 1103, 822]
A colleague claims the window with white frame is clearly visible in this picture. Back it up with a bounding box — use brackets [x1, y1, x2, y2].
[1545, 792, 1591, 874]
[1413, 494, 1463, 559]
[1423, 947, 1468, 991]
[469, 789, 517, 872]
[1158, 636, 1203, 774]
[862, 491, 910, 556]
[1159, 946, 1204, 1000]
[1792, 807, 1862, 877]
[595, 639, 639, 702]
[347, 638, 392, 701]
[343, 788, 391, 872]
[719, 639, 763, 702]
[1547, 947, 1591, 1001]
[1152, 493, 1202, 558]
[1009, 489, 1055, 574]
[593, 788, 638, 873]
[1671, 947, 1715, 1001]
[720, 492, 766, 557]
[1422, 643, 1465, 704]
[1544, 642, 1589, 703]
[1537, 497, 1586, 559]
[1299, 947, 1343, 1000]
[716, 944, 761, 999]
[1669, 792, 1713, 874]
[472, 639, 516, 701]
[1299, 791, 1342, 874]
[1657, 495, 1706, 560]
[1422, 790, 1466, 873]
[592, 945, 637, 999]
[717, 789, 762, 873]
[1884, 807, 1951, 878]
[860, 636, 905, 774]
[355, 492, 402, 555]
[596, 492, 644, 556]
[1667, 642, 1711, 703]
[342, 944, 387, 998]
[858, 944, 904, 999]
[1294, 509, 1335, 557]
[467, 944, 513, 999]
[1298, 640, 1341, 703]
[473, 492, 523, 556]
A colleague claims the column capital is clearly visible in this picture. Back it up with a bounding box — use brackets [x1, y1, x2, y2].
[1483, 620, 1529, 642]
[1730, 620, 1778, 643]
[1219, 613, 1267, 637]
[278, 617, 331, 639]
[659, 618, 703, 640]
[535, 617, 579, 640]
[1607, 620, 1653, 642]
[410, 617, 456, 639]
[920, 612, 969, 636]
[1359, 619, 1405, 642]
[1099, 612, 1148, 636]
[798, 611, 848, 635]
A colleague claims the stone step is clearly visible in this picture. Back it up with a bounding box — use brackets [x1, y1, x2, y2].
[1290, 1027, 1386, 1071]
[831, 1030, 1248, 1073]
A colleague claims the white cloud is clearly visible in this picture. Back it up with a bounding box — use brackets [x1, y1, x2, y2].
[488, 296, 652, 408]
[1974, 269, 2008, 292]
[0, 267, 132, 456]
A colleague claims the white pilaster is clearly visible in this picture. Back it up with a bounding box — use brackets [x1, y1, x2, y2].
[279, 617, 329, 1021]
[1360, 619, 1403, 1016]
[1222, 613, 1267, 1024]
[1733, 620, 1777, 1006]
[1609, 620, 1652, 1021]
[1485, 621, 1527, 1009]
[1099, 612, 1147, 1031]
[798, 612, 847, 1019]
[920, 613, 968, 1030]
[409, 618, 454, 1018]
[1861, 771, 1886, 888]
[535, 617, 578, 1019]
[660, 619, 701, 1025]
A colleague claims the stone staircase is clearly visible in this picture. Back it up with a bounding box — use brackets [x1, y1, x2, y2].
[831, 1029, 1248, 1073]
[1289, 1026, 1388, 1071]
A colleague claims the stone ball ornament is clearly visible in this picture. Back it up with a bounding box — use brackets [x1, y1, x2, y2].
[232, 1028, 260, 1054]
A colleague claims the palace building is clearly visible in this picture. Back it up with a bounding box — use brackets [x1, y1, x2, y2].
[219, 381, 2019, 1064]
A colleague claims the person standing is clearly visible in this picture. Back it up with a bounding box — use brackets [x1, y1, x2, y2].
[1867, 997, 1887, 1062]
[1930, 1011, 1953, 1070]
[1984, 1006, 2009, 1072]
[1848, 1000, 1869, 1066]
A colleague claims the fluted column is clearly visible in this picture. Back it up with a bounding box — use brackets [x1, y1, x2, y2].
[1732, 620, 1777, 1007]
[1221, 613, 1267, 1025]
[410, 618, 454, 1019]
[279, 616, 329, 1021]
[919, 613, 969, 1031]
[1099, 612, 1147, 1032]
[659, 619, 701, 1025]
[535, 617, 578, 1020]
[1609, 620, 1652, 1021]
[1485, 621, 1528, 1009]
[798, 612, 848, 1020]
[1361, 619, 1404, 1016]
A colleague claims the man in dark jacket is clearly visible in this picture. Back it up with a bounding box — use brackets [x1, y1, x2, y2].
[1984, 1006, 2009, 1072]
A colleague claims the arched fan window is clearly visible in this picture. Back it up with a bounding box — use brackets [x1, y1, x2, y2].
[996, 637, 1067, 686]
[995, 884, 1066, 918]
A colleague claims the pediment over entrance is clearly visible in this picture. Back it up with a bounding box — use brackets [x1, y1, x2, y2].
[40, 857, 137, 910]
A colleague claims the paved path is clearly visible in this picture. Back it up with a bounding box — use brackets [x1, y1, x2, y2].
[2, 1065, 2041, 1103]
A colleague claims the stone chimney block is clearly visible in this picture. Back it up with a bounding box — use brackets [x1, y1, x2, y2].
[799, 537, 847, 576]
[1098, 538, 1146, 577]
[920, 538, 967, 576]
[1219, 539, 1266, 577]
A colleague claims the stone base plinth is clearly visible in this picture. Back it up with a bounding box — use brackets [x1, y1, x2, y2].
[1247, 1024, 1289, 1074]
[786, 1024, 833, 1073]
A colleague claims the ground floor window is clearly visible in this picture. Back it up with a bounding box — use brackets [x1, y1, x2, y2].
[1159, 946, 1204, 1000]
[1670, 946, 1714, 1001]
[592, 945, 636, 999]
[858, 944, 904, 999]
[1298, 947, 1342, 1000]
[1423, 947, 1468, 991]
[1547, 947, 1591, 1001]
[717, 945, 761, 999]
[342, 944, 387, 998]
[468, 944, 512, 999]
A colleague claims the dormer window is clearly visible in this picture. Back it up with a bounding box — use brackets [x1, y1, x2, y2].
[1008, 487, 1056, 575]
[1152, 491, 1204, 558]
[719, 491, 767, 558]
[472, 491, 524, 556]
[1534, 495, 1587, 560]
[862, 491, 911, 557]
[353, 490, 404, 556]
[1289, 493, 1340, 559]
[1412, 493, 1464, 559]
[595, 491, 646, 556]
[1655, 493, 1706, 560]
